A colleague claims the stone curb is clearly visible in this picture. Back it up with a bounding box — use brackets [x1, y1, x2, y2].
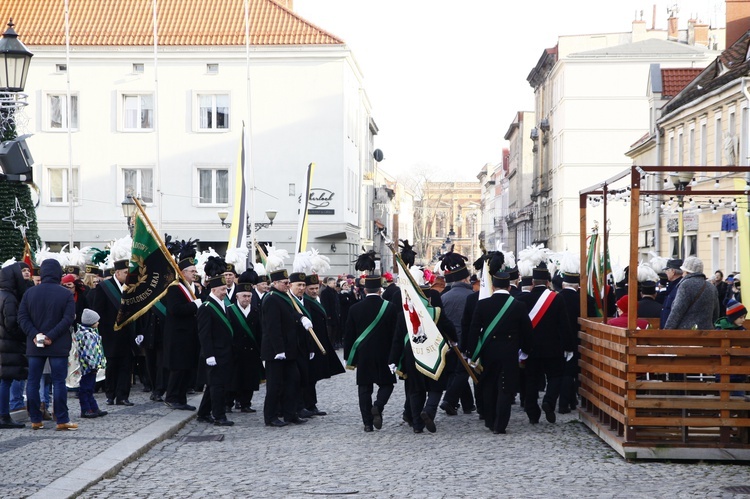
[25, 394, 202, 499]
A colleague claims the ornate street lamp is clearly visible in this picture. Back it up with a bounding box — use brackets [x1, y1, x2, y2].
[121, 194, 137, 236]
[0, 19, 33, 93]
[217, 209, 277, 231]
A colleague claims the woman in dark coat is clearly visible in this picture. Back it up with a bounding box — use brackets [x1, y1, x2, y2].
[0, 263, 29, 428]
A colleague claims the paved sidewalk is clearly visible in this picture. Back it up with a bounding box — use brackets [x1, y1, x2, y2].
[1, 388, 201, 498]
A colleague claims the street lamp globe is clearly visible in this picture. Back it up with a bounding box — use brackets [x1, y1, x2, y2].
[0, 19, 33, 93]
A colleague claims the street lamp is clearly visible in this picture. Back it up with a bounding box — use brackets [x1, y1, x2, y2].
[669, 171, 694, 259]
[121, 194, 137, 236]
[217, 209, 277, 231]
[0, 19, 33, 93]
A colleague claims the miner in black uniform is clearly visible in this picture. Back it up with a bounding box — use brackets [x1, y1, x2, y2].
[163, 245, 202, 411]
[637, 280, 662, 318]
[261, 269, 311, 427]
[91, 259, 136, 406]
[515, 264, 575, 424]
[467, 272, 532, 434]
[303, 274, 345, 415]
[223, 263, 238, 305]
[557, 271, 596, 414]
[196, 275, 235, 426]
[226, 274, 264, 413]
[343, 276, 399, 432]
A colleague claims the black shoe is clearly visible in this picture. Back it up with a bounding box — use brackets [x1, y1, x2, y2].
[364, 425, 374, 432]
[0, 415, 24, 428]
[529, 419, 539, 424]
[492, 429, 507, 434]
[80, 411, 99, 419]
[439, 401, 458, 416]
[116, 399, 134, 406]
[225, 406, 233, 414]
[180, 404, 196, 411]
[285, 417, 308, 425]
[196, 414, 215, 423]
[240, 407, 257, 413]
[542, 402, 556, 423]
[234, 402, 242, 410]
[420, 411, 436, 433]
[371, 406, 382, 430]
[187, 389, 196, 395]
[463, 405, 476, 414]
[413, 427, 424, 434]
[309, 407, 327, 416]
[298, 408, 314, 419]
[150, 394, 164, 402]
[96, 410, 108, 417]
[142, 386, 152, 393]
[214, 418, 235, 427]
[106, 399, 114, 406]
[558, 407, 571, 415]
[265, 418, 288, 428]
[402, 413, 413, 425]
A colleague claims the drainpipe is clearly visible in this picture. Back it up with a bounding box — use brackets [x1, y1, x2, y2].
[654, 122, 662, 255]
[742, 78, 750, 179]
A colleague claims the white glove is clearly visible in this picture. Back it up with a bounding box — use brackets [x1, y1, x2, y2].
[518, 349, 528, 361]
[388, 363, 397, 374]
[564, 351, 574, 362]
[206, 356, 217, 366]
[309, 352, 315, 360]
[301, 317, 313, 329]
[135, 335, 144, 346]
[193, 298, 202, 308]
[274, 353, 286, 360]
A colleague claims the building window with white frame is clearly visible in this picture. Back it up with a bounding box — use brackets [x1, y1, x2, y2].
[714, 114, 722, 171]
[123, 168, 154, 204]
[47, 167, 79, 204]
[47, 94, 79, 130]
[700, 119, 707, 168]
[197, 167, 229, 205]
[122, 93, 154, 130]
[197, 94, 229, 130]
[688, 124, 695, 166]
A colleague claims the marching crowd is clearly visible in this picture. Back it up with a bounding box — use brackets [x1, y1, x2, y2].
[0, 239, 747, 437]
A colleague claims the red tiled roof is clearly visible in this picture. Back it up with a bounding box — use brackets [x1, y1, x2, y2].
[1, 0, 344, 46]
[661, 68, 703, 98]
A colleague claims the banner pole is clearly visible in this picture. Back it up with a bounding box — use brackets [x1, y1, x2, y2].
[132, 197, 196, 299]
[286, 290, 326, 355]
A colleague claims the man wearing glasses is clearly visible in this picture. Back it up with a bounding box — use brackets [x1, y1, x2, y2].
[659, 259, 684, 329]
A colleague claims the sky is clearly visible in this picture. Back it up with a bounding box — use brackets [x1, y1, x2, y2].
[294, 0, 726, 181]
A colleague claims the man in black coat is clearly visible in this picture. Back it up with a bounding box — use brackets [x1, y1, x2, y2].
[0, 263, 29, 428]
[92, 259, 136, 406]
[227, 280, 264, 413]
[344, 276, 399, 432]
[515, 265, 575, 425]
[261, 269, 311, 427]
[659, 259, 683, 328]
[196, 276, 235, 426]
[319, 276, 342, 347]
[302, 274, 345, 415]
[557, 273, 596, 414]
[467, 272, 532, 434]
[638, 281, 663, 318]
[163, 255, 202, 411]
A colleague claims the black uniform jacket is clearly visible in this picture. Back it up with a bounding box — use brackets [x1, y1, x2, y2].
[467, 292, 532, 365]
[197, 297, 234, 385]
[302, 297, 345, 381]
[515, 285, 575, 358]
[343, 294, 399, 385]
[163, 283, 200, 370]
[260, 288, 305, 362]
[92, 278, 135, 358]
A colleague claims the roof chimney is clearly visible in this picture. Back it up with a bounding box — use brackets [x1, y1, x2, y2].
[693, 22, 709, 47]
[632, 18, 647, 42]
[667, 7, 679, 40]
[687, 18, 696, 45]
[727, 0, 750, 48]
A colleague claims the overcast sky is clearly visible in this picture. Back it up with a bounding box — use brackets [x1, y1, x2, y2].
[294, 0, 726, 181]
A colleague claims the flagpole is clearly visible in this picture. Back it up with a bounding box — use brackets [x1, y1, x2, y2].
[64, 0, 74, 249]
[245, 0, 256, 265]
[153, 0, 163, 232]
[377, 227, 478, 384]
[286, 290, 326, 355]
[132, 197, 195, 299]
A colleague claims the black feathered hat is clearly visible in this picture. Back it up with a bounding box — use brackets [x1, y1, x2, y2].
[440, 245, 470, 283]
[488, 251, 505, 276]
[354, 248, 377, 273]
[238, 269, 258, 285]
[398, 239, 417, 268]
[176, 238, 199, 270]
[204, 256, 227, 278]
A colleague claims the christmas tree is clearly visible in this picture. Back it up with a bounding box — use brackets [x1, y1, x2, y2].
[0, 104, 40, 262]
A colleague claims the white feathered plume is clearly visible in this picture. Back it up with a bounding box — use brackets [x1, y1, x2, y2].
[67, 246, 91, 268]
[108, 236, 132, 265]
[293, 250, 313, 273]
[518, 244, 550, 268]
[648, 251, 668, 275]
[2, 257, 17, 268]
[224, 246, 248, 274]
[195, 247, 220, 277]
[558, 251, 580, 276]
[265, 245, 289, 273]
[410, 266, 425, 287]
[254, 261, 267, 277]
[502, 250, 516, 270]
[637, 263, 659, 283]
[35, 245, 66, 266]
[309, 248, 331, 275]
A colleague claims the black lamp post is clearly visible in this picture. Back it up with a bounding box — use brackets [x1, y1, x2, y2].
[121, 194, 137, 236]
[0, 19, 33, 93]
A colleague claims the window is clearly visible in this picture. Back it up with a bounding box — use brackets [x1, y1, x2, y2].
[700, 119, 707, 167]
[677, 128, 683, 165]
[197, 94, 229, 130]
[668, 132, 675, 166]
[55, 64, 67, 73]
[742, 107, 749, 166]
[686, 234, 697, 257]
[122, 93, 153, 130]
[714, 115, 722, 170]
[207, 63, 219, 74]
[47, 94, 78, 130]
[726, 235, 736, 272]
[688, 124, 695, 166]
[123, 168, 154, 203]
[197, 168, 229, 205]
[47, 167, 79, 204]
[670, 236, 680, 259]
[132, 63, 144, 74]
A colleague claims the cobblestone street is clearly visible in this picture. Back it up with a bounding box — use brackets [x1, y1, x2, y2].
[68, 352, 750, 498]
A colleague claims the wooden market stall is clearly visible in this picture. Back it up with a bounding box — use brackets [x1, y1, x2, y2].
[577, 165, 750, 460]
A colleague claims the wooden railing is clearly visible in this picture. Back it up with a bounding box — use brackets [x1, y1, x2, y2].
[578, 318, 750, 459]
